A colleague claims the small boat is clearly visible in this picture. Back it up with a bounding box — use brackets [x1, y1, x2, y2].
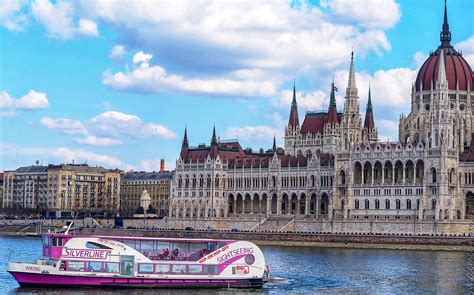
[8, 233, 269, 289]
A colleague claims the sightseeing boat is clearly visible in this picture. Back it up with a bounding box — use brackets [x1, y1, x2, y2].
[8, 233, 269, 289]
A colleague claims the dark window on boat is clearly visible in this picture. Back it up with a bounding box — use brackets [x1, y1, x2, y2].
[218, 242, 226, 248]
[207, 242, 217, 252]
[138, 263, 154, 273]
[86, 241, 112, 250]
[51, 237, 63, 247]
[203, 265, 218, 275]
[86, 261, 103, 272]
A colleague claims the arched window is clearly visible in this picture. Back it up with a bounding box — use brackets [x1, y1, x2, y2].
[354, 199, 359, 210]
[364, 199, 369, 210]
[396, 199, 401, 210]
[375, 199, 380, 210]
[431, 199, 436, 210]
[431, 168, 437, 183]
[406, 199, 412, 210]
[385, 199, 390, 210]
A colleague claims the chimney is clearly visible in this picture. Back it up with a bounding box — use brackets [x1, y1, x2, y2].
[160, 159, 165, 172]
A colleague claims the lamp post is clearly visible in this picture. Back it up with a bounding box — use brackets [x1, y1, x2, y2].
[141, 189, 151, 230]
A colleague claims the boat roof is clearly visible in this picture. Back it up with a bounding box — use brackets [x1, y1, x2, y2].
[42, 233, 235, 243]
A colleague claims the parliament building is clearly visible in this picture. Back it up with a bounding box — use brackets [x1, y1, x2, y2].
[169, 2, 474, 229]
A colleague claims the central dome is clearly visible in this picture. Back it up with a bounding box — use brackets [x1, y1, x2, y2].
[415, 2, 473, 92]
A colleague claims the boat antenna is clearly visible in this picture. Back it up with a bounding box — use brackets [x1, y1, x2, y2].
[65, 212, 79, 235]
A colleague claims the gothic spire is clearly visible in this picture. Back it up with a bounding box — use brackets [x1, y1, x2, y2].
[182, 125, 189, 148]
[437, 48, 448, 88]
[291, 79, 297, 110]
[288, 79, 299, 128]
[272, 135, 277, 151]
[440, 0, 451, 47]
[366, 84, 373, 113]
[211, 125, 217, 145]
[347, 50, 356, 90]
[364, 85, 375, 131]
[329, 77, 337, 109]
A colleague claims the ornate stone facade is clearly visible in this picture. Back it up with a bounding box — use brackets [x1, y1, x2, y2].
[170, 2, 474, 224]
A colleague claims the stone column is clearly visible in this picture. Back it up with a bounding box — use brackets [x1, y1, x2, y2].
[305, 196, 309, 215]
[315, 195, 319, 219]
[371, 166, 375, 185]
[250, 196, 254, 214]
[277, 194, 282, 215]
[233, 198, 237, 214]
[392, 167, 395, 184]
[403, 164, 406, 184]
[382, 167, 385, 185]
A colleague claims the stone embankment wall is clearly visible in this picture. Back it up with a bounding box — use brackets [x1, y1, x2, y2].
[123, 217, 473, 236]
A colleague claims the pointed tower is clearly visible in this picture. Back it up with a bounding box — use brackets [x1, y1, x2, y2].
[210, 125, 219, 158]
[272, 135, 277, 152]
[284, 80, 301, 156]
[288, 81, 299, 129]
[363, 85, 378, 143]
[180, 126, 189, 159]
[440, 0, 451, 47]
[327, 79, 338, 125]
[341, 50, 362, 149]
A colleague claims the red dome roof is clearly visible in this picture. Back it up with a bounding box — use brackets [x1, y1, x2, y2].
[415, 47, 473, 91]
[415, 1, 473, 92]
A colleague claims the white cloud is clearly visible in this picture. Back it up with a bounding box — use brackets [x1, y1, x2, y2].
[88, 111, 176, 139]
[74, 135, 122, 146]
[455, 36, 474, 67]
[40, 111, 176, 146]
[31, 0, 98, 39]
[333, 67, 417, 109]
[40, 117, 87, 135]
[223, 125, 282, 142]
[0, 90, 49, 110]
[0, 141, 133, 170]
[0, 0, 28, 30]
[103, 52, 279, 98]
[52, 147, 133, 170]
[321, 0, 401, 29]
[132, 51, 152, 65]
[109, 45, 125, 60]
[273, 89, 330, 112]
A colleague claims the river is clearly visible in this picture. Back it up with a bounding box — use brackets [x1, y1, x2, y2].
[0, 236, 472, 294]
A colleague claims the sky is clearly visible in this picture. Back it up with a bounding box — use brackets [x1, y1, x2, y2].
[0, 0, 473, 172]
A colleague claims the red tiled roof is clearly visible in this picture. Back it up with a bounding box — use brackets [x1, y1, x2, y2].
[300, 112, 342, 135]
[364, 110, 375, 130]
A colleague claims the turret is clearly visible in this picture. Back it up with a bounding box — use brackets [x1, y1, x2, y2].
[288, 81, 299, 129]
[180, 126, 189, 159]
[363, 85, 378, 143]
[327, 79, 338, 125]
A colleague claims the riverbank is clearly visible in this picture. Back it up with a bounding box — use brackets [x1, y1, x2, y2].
[73, 228, 474, 252]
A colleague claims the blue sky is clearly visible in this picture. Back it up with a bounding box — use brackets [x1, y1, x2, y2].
[0, 0, 473, 171]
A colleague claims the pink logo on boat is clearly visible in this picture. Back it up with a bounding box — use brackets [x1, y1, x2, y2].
[63, 248, 110, 260]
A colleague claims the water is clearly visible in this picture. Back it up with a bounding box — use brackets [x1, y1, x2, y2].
[0, 236, 472, 294]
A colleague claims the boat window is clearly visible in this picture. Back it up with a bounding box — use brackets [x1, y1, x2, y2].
[51, 237, 63, 247]
[104, 262, 119, 273]
[122, 240, 136, 249]
[207, 242, 217, 252]
[67, 261, 84, 271]
[42, 236, 50, 247]
[86, 242, 112, 250]
[138, 263, 154, 273]
[86, 261, 103, 272]
[140, 241, 154, 251]
[218, 242, 226, 248]
[171, 265, 187, 274]
[188, 265, 202, 274]
[203, 265, 218, 275]
[59, 261, 66, 271]
[156, 242, 169, 251]
[155, 264, 170, 274]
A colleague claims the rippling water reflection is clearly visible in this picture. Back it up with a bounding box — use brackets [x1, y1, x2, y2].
[0, 236, 472, 294]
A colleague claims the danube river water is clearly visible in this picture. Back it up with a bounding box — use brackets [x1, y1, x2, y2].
[0, 236, 472, 294]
